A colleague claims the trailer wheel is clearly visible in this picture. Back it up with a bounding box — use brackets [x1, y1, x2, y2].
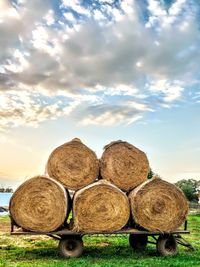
[58, 236, 83, 258]
[157, 235, 178, 256]
[129, 234, 148, 250]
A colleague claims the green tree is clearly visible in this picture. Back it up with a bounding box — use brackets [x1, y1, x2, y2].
[0, 187, 5, 192]
[147, 169, 154, 179]
[175, 179, 199, 202]
[0, 187, 13, 193]
[5, 187, 13, 193]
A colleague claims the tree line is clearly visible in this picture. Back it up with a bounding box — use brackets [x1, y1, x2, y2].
[175, 179, 199, 203]
[0, 187, 13, 193]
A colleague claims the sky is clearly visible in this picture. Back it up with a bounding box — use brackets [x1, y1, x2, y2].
[0, 0, 200, 189]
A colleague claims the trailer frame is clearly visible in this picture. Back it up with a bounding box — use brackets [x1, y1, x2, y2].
[10, 219, 194, 257]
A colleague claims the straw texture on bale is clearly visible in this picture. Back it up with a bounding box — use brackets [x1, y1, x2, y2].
[73, 180, 130, 232]
[100, 141, 149, 191]
[46, 138, 99, 190]
[129, 177, 189, 232]
[9, 176, 69, 232]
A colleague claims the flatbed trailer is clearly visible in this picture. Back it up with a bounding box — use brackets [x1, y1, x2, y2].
[10, 220, 193, 258]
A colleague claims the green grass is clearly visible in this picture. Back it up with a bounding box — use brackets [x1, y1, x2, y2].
[0, 214, 200, 267]
[0, 215, 10, 222]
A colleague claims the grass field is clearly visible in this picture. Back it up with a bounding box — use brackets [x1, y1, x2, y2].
[0, 213, 200, 267]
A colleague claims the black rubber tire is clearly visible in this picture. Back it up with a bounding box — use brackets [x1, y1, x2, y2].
[58, 236, 83, 258]
[129, 234, 148, 250]
[156, 235, 178, 256]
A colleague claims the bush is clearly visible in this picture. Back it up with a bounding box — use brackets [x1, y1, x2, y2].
[175, 179, 199, 202]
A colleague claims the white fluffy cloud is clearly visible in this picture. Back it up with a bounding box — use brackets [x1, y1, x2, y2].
[0, 0, 199, 127]
[0, 90, 81, 128]
[149, 80, 184, 102]
[80, 101, 146, 126]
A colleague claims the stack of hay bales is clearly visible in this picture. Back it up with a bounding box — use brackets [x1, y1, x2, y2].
[9, 138, 189, 233]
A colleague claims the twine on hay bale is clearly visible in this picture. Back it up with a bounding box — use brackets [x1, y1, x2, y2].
[9, 176, 70, 232]
[46, 138, 99, 190]
[100, 140, 149, 191]
[129, 177, 189, 232]
[73, 180, 130, 232]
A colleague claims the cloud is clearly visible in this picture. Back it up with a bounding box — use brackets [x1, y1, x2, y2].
[145, 0, 192, 29]
[193, 91, 200, 103]
[61, 0, 91, 17]
[0, 0, 199, 127]
[0, 90, 80, 128]
[80, 100, 151, 126]
[81, 111, 142, 126]
[149, 80, 184, 102]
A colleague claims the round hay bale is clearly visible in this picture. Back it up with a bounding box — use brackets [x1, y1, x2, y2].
[100, 141, 149, 191]
[9, 176, 70, 232]
[129, 177, 189, 232]
[73, 180, 130, 232]
[46, 138, 99, 190]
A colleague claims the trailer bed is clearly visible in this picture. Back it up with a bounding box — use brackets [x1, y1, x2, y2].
[11, 228, 190, 236]
[10, 220, 193, 257]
